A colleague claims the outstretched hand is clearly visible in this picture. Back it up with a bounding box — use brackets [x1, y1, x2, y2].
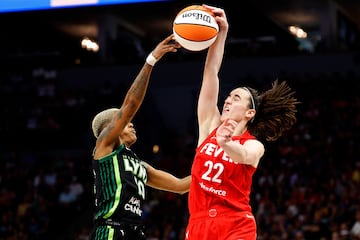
[201, 4, 229, 32]
[216, 118, 238, 145]
[152, 34, 181, 60]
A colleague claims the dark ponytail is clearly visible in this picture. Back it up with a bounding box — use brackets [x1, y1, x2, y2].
[247, 80, 300, 141]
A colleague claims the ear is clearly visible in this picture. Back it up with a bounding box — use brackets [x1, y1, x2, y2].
[246, 109, 256, 121]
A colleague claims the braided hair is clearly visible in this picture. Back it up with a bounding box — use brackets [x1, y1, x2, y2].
[246, 80, 300, 142]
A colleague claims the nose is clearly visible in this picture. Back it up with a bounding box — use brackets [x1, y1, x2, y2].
[224, 96, 232, 104]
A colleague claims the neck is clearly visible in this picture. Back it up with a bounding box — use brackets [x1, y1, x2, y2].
[234, 121, 247, 136]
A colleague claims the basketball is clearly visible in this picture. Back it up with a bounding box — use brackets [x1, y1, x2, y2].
[173, 5, 219, 51]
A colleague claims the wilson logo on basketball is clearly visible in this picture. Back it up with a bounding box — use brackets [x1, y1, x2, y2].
[181, 12, 212, 23]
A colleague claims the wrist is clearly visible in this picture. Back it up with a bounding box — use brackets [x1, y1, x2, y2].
[216, 136, 230, 146]
[146, 53, 158, 66]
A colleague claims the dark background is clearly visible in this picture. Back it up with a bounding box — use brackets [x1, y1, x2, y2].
[0, 0, 360, 239]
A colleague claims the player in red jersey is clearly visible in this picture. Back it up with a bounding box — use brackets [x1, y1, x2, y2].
[185, 4, 300, 240]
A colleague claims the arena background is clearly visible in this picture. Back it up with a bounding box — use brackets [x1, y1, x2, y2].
[0, 0, 360, 239]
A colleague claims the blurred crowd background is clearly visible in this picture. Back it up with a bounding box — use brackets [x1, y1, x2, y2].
[1, 0, 360, 240]
[1, 62, 360, 240]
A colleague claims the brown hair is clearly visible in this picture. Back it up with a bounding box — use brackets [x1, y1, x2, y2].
[247, 80, 300, 141]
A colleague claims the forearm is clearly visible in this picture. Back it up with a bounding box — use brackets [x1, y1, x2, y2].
[217, 133, 264, 167]
[122, 34, 180, 112]
[198, 29, 227, 126]
[204, 29, 227, 74]
[198, 22, 228, 118]
[218, 139, 247, 164]
[122, 64, 152, 116]
[147, 169, 191, 194]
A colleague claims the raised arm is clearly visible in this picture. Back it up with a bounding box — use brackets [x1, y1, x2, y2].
[197, 5, 229, 145]
[94, 35, 180, 157]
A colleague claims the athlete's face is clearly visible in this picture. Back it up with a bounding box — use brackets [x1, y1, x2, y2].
[121, 122, 137, 146]
[220, 88, 255, 123]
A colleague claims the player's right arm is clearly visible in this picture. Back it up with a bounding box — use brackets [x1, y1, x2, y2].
[95, 35, 180, 154]
[197, 5, 229, 146]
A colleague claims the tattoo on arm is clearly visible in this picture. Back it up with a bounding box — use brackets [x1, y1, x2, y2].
[124, 66, 152, 112]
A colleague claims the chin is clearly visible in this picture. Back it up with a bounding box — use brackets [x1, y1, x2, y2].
[220, 114, 227, 122]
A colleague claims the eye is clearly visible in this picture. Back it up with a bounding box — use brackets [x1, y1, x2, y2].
[233, 94, 241, 101]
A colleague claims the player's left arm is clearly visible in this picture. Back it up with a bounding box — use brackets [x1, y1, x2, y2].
[216, 118, 264, 167]
[143, 162, 191, 194]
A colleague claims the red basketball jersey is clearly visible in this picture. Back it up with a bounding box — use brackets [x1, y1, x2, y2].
[188, 128, 257, 215]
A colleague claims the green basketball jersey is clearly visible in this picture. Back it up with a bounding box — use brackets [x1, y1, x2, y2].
[92, 144, 148, 225]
